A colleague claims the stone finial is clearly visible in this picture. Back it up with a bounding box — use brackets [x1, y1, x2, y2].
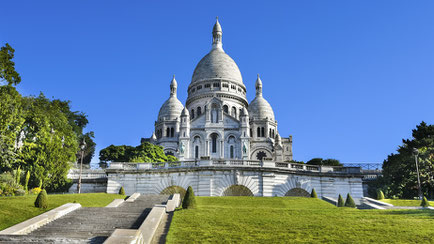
[255, 74, 263, 97]
[212, 17, 223, 50]
[170, 75, 177, 97]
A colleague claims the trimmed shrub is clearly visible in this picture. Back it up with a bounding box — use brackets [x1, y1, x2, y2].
[376, 189, 385, 200]
[311, 188, 317, 198]
[344, 193, 356, 208]
[25, 171, 30, 193]
[34, 189, 48, 209]
[119, 186, 125, 195]
[337, 194, 344, 207]
[421, 197, 431, 207]
[182, 186, 196, 209]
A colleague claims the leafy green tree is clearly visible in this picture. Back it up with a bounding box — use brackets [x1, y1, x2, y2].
[99, 141, 177, 163]
[0, 43, 21, 86]
[306, 158, 342, 166]
[380, 122, 434, 199]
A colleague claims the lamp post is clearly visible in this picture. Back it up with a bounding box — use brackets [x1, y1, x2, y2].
[412, 148, 423, 200]
[77, 138, 86, 194]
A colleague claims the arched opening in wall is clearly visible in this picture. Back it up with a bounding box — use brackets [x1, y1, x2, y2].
[211, 103, 219, 123]
[222, 185, 254, 196]
[191, 109, 195, 119]
[257, 127, 260, 137]
[223, 105, 228, 113]
[256, 151, 267, 161]
[284, 188, 310, 197]
[170, 128, 174, 137]
[166, 128, 170, 137]
[197, 107, 202, 116]
[230, 145, 234, 158]
[231, 107, 237, 118]
[211, 133, 218, 153]
[160, 185, 187, 200]
[261, 127, 265, 137]
[165, 151, 174, 156]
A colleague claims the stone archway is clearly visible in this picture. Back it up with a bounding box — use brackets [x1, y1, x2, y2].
[284, 188, 310, 197]
[160, 185, 187, 199]
[222, 185, 254, 196]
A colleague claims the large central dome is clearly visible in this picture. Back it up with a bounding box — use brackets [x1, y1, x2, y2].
[190, 18, 244, 86]
[191, 48, 243, 85]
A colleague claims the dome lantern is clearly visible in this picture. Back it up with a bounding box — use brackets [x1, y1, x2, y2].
[212, 17, 223, 50]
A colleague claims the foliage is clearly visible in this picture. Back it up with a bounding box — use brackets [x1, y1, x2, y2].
[182, 186, 196, 209]
[15, 166, 21, 185]
[379, 122, 434, 199]
[166, 197, 434, 243]
[287, 160, 305, 164]
[119, 186, 125, 195]
[161, 186, 187, 200]
[24, 171, 30, 192]
[376, 189, 385, 200]
[381, 199, 434, 207]
[0, 193, 125, 230]
[337, 194, 344, 207]
[306, 158, 343, 166]
[344, 193, 356, 208]
[34, 189, 48, 209]
[0, 43, 21, 86]
[29, 187, 42, 195]
[420, 197, 431, 207]
[100, 141, 178, 163]
[311, 188, 317, 198]
[0, 172, 23, 196]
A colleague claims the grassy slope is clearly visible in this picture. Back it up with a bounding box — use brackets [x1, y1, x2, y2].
[166, 197, 434, 244]
[381, 199, 434, 207]
[0, 193, 125, 231]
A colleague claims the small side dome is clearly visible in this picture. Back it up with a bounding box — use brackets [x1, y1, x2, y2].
[241, 107, 249, 116]
[248, 96, 275, 121]
[158, 96, 184, 121]
[181, 107, 190, 116]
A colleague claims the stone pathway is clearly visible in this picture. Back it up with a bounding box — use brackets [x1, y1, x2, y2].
[0, 195, 169, 244]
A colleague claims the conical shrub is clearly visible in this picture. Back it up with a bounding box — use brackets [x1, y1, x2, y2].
[311, 188, 317, 198]
[421, 197, 431, 207]
[119, 186, 125, 195]
[376, 189, 385, 200]
[337, 194, 344, 207]
[34, 189, 48, 209]
[344, 193, 356, 208]
[182, 186, 196, 209]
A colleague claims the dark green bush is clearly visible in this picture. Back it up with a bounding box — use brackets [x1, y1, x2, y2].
[344, 193, 356, 208]
[119, 186, 125, 195]
[311, 188, 317, 198]
[182, 186, 196, 209]
[34, 189, 48, 209]
[337, 194, 344, 207]
[421, 197, 431, 207]
[376, 189, 385, 200]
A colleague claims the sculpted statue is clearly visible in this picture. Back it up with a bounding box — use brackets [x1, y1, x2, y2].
[243, 142, 247, 154]
[179, 142, 184, 154]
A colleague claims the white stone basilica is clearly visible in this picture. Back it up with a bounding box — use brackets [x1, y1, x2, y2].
[149, 19, 293, 162]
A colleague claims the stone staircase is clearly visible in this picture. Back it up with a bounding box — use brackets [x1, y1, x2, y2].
[0, 195, 169, 244]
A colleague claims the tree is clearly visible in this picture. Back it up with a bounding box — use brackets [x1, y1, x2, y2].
[376, 189, 385, 200]
[337, 194, 344, 207]
[306, 158, 343, 166]
[311, 188, 318, 198]
[380, 122, 434, 199]
[119, 186, 125, 195]
[99, 141, 177, 163]
[0, 43, 21, 86]
[182, 186, 196, 209]
[344, 193, 356, 208]
[34, 189, 48, 209]
[420, 197, 430, 207]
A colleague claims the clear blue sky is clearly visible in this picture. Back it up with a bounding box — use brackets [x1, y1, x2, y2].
[3, 1, 434, 166]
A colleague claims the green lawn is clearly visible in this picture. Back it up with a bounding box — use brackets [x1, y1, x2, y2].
[166, 197, 434, 244]
[381, 199, 434, 207]
[0, 193, 125, 231]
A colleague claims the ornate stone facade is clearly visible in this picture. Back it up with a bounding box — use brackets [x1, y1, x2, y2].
[151, 19, 293, 162]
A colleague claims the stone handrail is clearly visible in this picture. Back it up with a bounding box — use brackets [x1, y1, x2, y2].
[107, 160, 361, 174]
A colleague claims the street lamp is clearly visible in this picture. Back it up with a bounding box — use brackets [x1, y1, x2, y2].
[77, 138, 86, 194]
[412, 148, 423, 200]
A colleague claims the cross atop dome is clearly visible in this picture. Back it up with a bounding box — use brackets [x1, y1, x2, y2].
[212, 17, 223, 50]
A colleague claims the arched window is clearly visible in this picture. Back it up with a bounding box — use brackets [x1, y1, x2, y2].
[191, 109, 195, 119]
[230, 145, 234, 159]
[261, 127, 265, 137]
[197, 107, 202, 116]
[171, 127, 174, 137]
[250, 129, 252, 137]
[239, 109, 243, 119]
[211, 133, 218, 153]
[269, 128, 272, 138]
[211, 104, 219, 123]
[195, 146, 199, 159]
[223, 105, 228, 113]
[166, 128, 170, 137]
[257, 127, 260, 138]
